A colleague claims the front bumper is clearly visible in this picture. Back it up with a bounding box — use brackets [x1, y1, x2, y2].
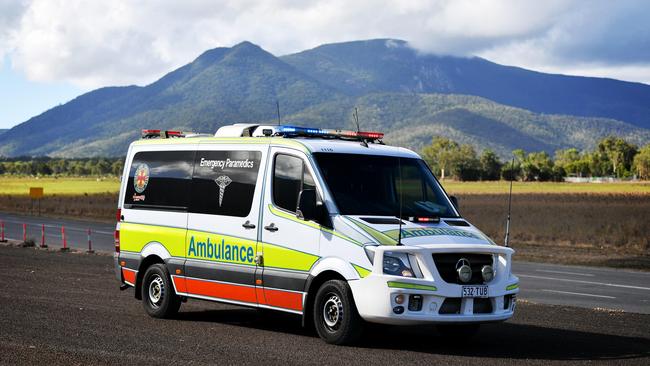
[349, 244, 519, 325]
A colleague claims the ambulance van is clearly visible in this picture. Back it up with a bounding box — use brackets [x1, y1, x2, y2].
[115, 124, 519, 344]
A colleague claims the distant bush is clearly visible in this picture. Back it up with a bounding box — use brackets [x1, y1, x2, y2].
[0, 157, 124, 177]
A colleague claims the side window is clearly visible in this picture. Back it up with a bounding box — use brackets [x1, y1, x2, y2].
[123, 151, 194, 209]
[190, 150, 262, 217]
[273, 154, 314, 212]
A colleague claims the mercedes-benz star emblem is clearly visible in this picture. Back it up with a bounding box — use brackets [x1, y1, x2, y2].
[456, 258, 472, 283]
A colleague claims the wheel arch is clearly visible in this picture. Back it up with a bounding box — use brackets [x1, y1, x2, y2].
[135, 242, 171, 300]
[302, 257, 362, 324]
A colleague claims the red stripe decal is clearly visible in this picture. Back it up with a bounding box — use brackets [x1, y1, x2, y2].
[185, 278, 257, 304]
[173, 276, 187, 293]
[256, 287, 266, 305]
[264, 288, 303, 311]
[122, 268, 136, 284]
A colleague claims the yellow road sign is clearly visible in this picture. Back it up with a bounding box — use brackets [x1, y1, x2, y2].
[29, 187, 44, 199]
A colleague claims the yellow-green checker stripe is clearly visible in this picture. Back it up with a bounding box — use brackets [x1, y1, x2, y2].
[268, 204, 362, 246]
[387, 281, 437, 292]
[506, 283, 519, 291]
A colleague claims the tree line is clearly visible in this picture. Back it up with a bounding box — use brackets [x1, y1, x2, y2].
[0, 157, 125, 177]
[2, 135, 650, 181]
[421, 136, 650, 181]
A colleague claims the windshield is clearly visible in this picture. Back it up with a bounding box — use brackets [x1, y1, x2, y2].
[313, 153, 458, 218]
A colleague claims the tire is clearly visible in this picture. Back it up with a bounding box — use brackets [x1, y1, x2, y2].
[436, 323, 481, 340]
[141, 263, 181, 318]
[313, 279, 364, 345]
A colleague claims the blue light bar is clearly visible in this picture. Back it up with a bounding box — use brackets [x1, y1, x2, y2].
[276, 125, 384, 140]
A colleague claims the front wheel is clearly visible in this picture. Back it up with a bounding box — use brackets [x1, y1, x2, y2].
[141, 264, 181, 318]
[313, 280, 364, 345]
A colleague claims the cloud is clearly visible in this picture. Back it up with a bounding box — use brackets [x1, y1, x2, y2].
[1, 0, 649, 88]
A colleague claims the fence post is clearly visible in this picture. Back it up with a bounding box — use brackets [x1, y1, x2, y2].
[87, 228, 93, 253]
[41, 224, 47, 248]
[23, 223, 27, 243]
[61, 226, 69, 251]
[0, 221, 5, 242]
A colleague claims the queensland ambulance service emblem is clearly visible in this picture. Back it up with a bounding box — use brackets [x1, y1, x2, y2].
[215, 175, 232, 207]
[134, 163, 150, 193]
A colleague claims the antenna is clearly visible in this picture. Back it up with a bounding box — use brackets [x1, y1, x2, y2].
[354, 107, 368, 147]
[397, 157, 404, 246]
[276, 101, 281, 126]
[504, 156, 515, 247]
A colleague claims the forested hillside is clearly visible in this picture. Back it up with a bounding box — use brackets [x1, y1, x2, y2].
[1, 39, 649, 158]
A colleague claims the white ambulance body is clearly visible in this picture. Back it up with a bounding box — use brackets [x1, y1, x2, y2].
[115, 124, 519, 344]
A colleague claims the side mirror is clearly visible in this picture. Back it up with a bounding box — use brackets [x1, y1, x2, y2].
[297, 189, 320, 222]
[449, 195, 459, 210]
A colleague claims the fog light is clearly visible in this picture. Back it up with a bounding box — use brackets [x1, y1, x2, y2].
[395, 294, 405, 304]
[393, 306, 404, 314]
[457, 265, 472, 283]
[481, 265, 494, 282]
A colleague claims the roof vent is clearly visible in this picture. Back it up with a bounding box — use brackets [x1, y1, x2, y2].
[214, 123, 260, 137]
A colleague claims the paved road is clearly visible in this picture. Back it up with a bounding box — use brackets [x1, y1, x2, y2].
[1, 246, 648, 365]
[2, 212, 649, 315]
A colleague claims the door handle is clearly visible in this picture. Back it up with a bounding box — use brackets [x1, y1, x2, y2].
[242, 220, 256, 229]
[264, 223, 279, 232]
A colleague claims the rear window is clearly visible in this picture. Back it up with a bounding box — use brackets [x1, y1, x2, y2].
[123, 151, 194, 210]
[190, 150, 262, 217]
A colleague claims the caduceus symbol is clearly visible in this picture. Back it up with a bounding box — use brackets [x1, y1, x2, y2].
[215, 175, 232, 207]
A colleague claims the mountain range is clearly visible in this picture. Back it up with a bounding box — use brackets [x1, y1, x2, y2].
[1, 39, 649, 158]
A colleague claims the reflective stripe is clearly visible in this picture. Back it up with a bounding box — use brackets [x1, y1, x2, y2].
[263, 243, 319, 272]
[263, 288, 303, 311]
[353, 264, 371, 278]
[506, 283, 519, 291]
[174, 275, 304, 312]
[346, 217, 397, 245]
[184, 277, 258, 304]
[120, 222, 186, 256]
[122, 268, 137, 285]
[387, 281, 437, 292]
[268, 204, 362, 246]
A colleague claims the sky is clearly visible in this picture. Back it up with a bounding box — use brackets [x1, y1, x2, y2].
[1, 0, 649, 129]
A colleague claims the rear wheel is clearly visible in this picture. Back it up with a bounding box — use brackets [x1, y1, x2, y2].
[141, 264, 181, 318]
[313, 280, 363, 345]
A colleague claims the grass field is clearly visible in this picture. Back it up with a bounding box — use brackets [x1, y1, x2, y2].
[441, 180, 650, 194]
[0, 177, 120, 195]
[0, 177, 648, 195]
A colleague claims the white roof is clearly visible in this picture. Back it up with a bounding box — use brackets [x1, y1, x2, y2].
[291, 138, 421, 159]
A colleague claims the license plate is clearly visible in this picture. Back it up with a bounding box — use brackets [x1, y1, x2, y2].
[462, 285, 489, 298]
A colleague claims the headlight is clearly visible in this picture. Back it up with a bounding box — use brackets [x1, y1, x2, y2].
[383, 252, 415, 277]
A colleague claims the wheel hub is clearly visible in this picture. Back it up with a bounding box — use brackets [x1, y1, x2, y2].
[322, 294, 343, 330]
[148, 275, 165, 306]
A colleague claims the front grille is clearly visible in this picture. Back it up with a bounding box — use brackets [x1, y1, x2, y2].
[474, 298, 493, 313]
[439, 298, 461, 314]
[432, 253, 494, 284]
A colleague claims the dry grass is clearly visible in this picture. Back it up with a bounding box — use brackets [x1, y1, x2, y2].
[0, 193, 117, 222]
[457, 193, 650, 270]
[1, 191, 648, 269]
